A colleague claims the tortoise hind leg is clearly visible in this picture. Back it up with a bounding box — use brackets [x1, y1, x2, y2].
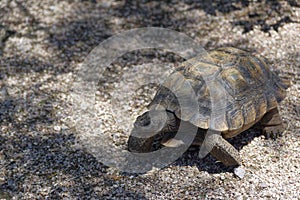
[260, 108, 284, 139]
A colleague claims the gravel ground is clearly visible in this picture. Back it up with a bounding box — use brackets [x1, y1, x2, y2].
[0, 0, 299, 199]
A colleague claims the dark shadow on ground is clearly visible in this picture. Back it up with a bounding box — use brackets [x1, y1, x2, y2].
[114, 0, 197, 29]
[0, 56, 71, 76]
[0, 87, 148, 198]
[183, 0, 249, 15]
[2, 0, 298, 77]
[7, 0, 294, 79]
[183, 0, 299, 33]
[45, 0, 299, 64]
[0, 119, 147, 198]
[115, 0, 299, 34]
[0, 85, 55, 131]
[0, 25, 16, 56]
[0, 131, 104, 198]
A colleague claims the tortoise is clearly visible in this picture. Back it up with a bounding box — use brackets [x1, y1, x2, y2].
[127, 47, 290, 166]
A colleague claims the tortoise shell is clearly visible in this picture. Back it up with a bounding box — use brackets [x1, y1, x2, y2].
[148, 47, 290, 138]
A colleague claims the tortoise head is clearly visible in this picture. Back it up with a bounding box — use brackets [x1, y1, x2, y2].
[127, 110, 169, 153]
[128, 109, 179, 152]
[132, 110, 179, 137]
[132, 110, 168, 138]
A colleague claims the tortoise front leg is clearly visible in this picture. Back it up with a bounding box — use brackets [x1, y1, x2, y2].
[200, 133, 241, 167]
[260, 108, 284, 139]
[127, 134, 154, 152]
[163, 129, 242, 167]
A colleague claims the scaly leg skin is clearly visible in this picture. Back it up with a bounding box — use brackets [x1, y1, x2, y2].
[163, 129, 241, 167]
[127, 135, 154, 153]
[203, 133, 241, 167]
[260, 108, 284, 139]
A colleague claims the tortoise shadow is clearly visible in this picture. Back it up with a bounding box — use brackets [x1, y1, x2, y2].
[122, 125, 262, 176]
[172, 125, 262, 174]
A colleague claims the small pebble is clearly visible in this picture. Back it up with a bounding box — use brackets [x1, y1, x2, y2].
[259, 182, 268, 188]
[234, 167, 246, 179]
[54, 126, 61, 131]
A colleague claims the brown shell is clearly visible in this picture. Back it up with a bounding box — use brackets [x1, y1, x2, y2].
[148, 47, 290, 138]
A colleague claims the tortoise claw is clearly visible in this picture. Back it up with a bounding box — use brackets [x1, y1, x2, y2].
[262, 125, 284, 140]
